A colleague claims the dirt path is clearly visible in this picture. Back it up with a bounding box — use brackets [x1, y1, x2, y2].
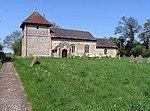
[0, 62, 31, 111]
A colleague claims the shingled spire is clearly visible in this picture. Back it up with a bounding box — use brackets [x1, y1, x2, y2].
[20, 12, 53, 28]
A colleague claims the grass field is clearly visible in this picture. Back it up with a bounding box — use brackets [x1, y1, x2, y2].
[13, 57, 150, 111]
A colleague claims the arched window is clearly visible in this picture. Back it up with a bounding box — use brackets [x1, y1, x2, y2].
[70, 44, 75, 53]
[85, 45, 89, 53]
[104, 48, 107, 55]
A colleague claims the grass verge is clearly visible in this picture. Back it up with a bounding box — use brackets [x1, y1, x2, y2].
[14, 57, 150, 111]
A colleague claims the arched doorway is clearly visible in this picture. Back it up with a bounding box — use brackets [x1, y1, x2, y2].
[62, 49, 67, 58]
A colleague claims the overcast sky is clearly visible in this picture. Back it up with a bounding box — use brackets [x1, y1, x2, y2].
[0, 0, 150, 52]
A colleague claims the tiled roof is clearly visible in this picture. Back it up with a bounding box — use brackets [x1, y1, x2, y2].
[51, 28, 96, 41]
[20, 12, 53, 28]
[96, 38, 118, 48]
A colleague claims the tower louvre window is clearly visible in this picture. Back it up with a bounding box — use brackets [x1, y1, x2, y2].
[36, 25, 39, 29]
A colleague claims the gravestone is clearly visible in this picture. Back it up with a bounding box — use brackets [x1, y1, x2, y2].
[147, 57, 150, 64]
[137, 55, 143, 64]
[118, 55, 121, 59]
[123, 55, 126, 58]
[30, 56, 37, 67]
[130, 55, 135, 63]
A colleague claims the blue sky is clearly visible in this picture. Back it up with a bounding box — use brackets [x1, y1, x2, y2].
[0, 0, 150, 52]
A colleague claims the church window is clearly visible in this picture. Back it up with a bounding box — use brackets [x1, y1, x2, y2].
[71, 44, 75, 53]
[104, 48, 107, 55]
[85, 45, 89, 53]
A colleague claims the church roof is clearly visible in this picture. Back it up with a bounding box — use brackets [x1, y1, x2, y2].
[96, 38, 118, 49]
[51, 28, 96, 41]
[20, 12, 53, 28]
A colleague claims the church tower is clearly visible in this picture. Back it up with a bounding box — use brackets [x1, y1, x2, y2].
[20, 12, 53, 57]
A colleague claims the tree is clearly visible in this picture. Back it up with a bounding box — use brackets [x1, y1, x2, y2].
[0, 42, 3, 50]
[139, 32, 149, 49]
[115, 16, 141, 55]
[4, 30, 22, 58]
[131, 42, 143, 57]
[109, 36, 125, 48]
[0, 44, 3, 50]
[139, 19, 150, 49]
[109, 37, 119, 46]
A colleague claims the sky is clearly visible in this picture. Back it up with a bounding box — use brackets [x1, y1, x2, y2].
[0, 0, 150, 52]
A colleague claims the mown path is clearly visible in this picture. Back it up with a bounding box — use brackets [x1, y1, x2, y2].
[0, 62, 31, 111]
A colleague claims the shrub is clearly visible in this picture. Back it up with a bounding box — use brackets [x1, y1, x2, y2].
[118, 47, 126, 56]
[131, 45, 143, 57]
[142, 49, 150, 57]
[0, 51, 5, 63]
[0, 62, 2, 68]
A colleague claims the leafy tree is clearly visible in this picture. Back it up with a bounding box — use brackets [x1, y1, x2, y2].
[119, 47, 126, 56]
[131, 44, 143, 57]
[0, 45, 3, 50]
[4, 30, 22, 58]
[115, 16, 141, 55]
[118, 36, 125, 48]
[109, 37, 119, 47]
[0, 38, 3, 50]
[0, 43, 3, 50]
[139, 19, 150, 49]
[13, 42, 22, 56]
[143, 49, 150, 57]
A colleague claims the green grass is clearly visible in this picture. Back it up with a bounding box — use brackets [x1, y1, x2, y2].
[13, 57, 150, 111]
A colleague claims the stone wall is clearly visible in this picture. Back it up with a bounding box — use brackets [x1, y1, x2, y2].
[52, 39, 97, 57]
[96, 48, 117, 58]
[22, 24, 117, 58]
[22, 25, 51, 57]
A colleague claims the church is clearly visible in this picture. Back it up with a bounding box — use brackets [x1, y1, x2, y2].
[20, 12, 118, 58]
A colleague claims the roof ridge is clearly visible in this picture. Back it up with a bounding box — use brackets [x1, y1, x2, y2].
[52, 27, 90, 33]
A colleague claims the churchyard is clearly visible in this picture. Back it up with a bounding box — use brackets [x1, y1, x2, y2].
[13, 57, 150, 111]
